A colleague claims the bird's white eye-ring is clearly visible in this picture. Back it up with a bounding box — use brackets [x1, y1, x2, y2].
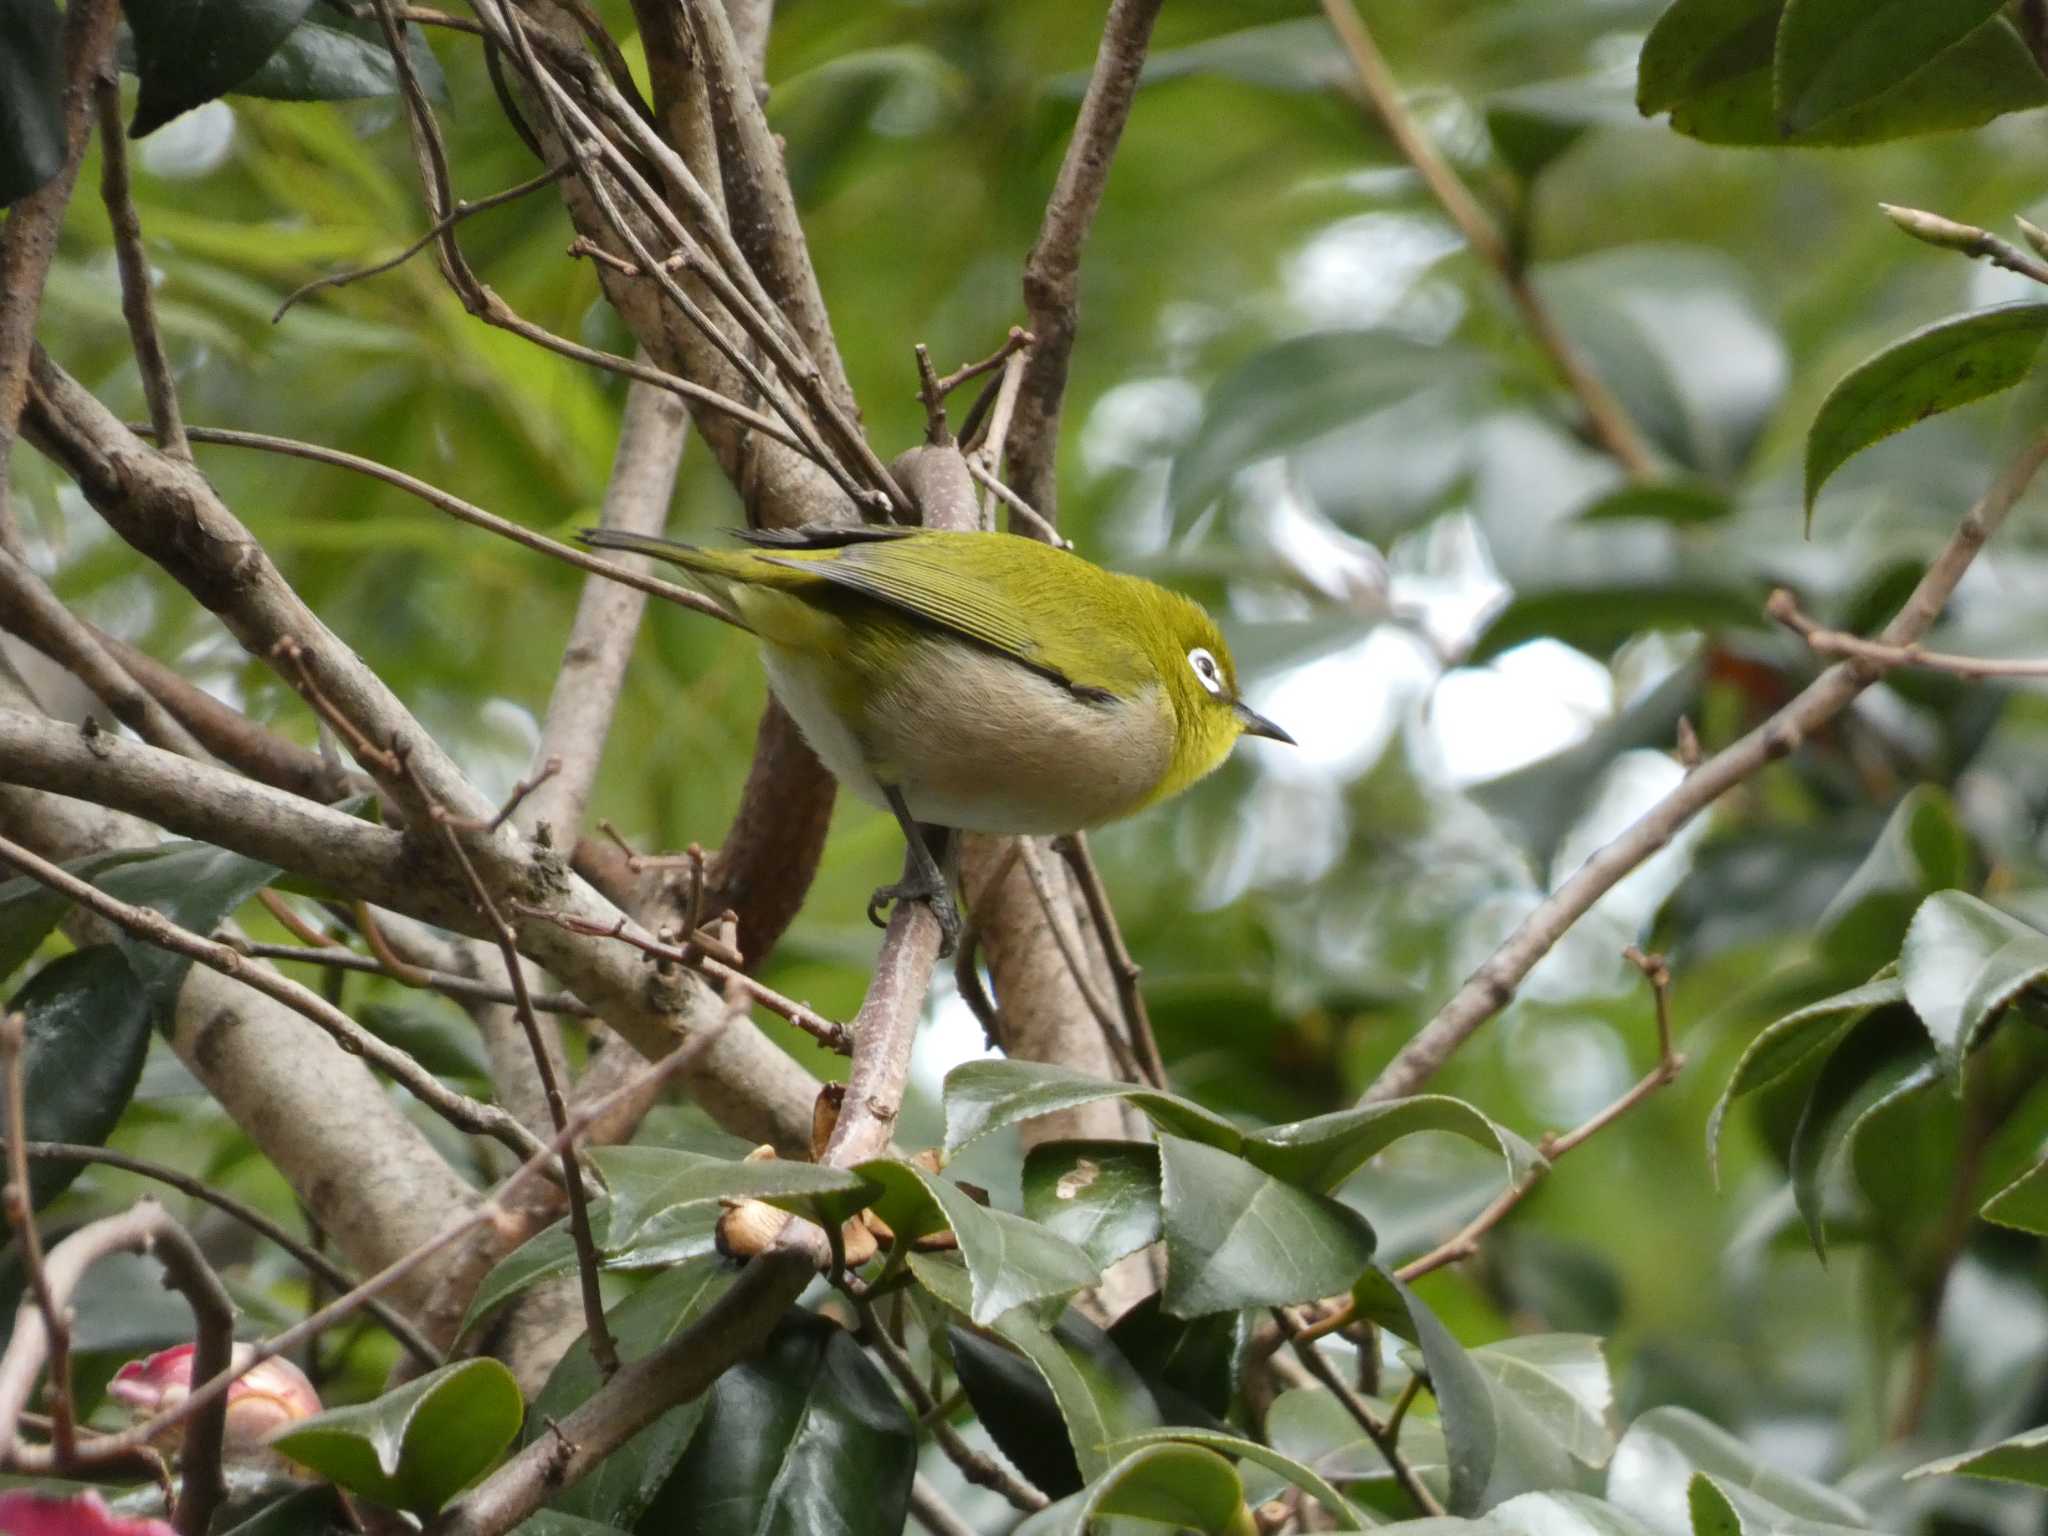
[1187, 647, 1226, 697]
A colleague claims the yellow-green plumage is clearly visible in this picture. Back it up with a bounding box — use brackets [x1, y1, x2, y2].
[580, 524, 1289, 940]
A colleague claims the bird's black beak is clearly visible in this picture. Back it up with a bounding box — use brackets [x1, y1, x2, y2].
[1234, 701, 1295, 745]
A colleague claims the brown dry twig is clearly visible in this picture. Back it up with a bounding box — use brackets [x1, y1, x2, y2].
[1769, 587, 2048, 679]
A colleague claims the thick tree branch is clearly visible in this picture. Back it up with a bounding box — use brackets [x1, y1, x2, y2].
[1367, 425, 2048, 1102]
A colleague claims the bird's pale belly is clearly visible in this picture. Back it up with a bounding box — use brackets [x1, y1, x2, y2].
[760, 640, 1173, 834]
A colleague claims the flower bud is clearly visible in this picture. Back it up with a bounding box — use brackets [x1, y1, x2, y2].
[108, 1343, 322, 1458]
[0, 1489, 177, 1536]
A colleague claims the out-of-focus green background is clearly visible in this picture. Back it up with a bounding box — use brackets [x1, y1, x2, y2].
[18, 0, 2048, 1523]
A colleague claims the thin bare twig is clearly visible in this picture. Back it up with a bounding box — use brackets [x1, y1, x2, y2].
[93, 74, 186, 460]
[1274, 1308, 1443, 1519]
[1367, 428, 2048, 1102]
[1769, 588, 2048, 679]
[1054, 832, 1167, 1089]
[1, 1012, 73, 1460]
[0, 831, 550, 1162]
[1018, 840, 1136, 1080]
[1316, 0, 1657, 479]
[231, 939, 594, 1016]
[22, 1141, 439, 1366]
[966, 460, 1064, 546]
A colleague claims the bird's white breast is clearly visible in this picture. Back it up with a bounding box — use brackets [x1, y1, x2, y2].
[760, 639, 1172, 834]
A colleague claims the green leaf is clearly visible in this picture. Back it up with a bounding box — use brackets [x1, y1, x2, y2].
[1787, 1009, 1939, 1257]
[1157, 1134, 1377, 1317]
[1815, 787, 1970, 974]
[943, 1059, 1242, 1155]
[1905, 1423, 2048, 1488]
[527, 1257, 730, 1527]
[95, 841, 282, 1024]
[949, 1322, 1088, 1496]
[215, 1484, 350, 1536]
[1486, 73, 1642, 182]
[1804, 305, 2048, 520]
[0, 849, 156, 985]
[590, 1145, 877, 1250]
[1980, 1148, 2048, 1234]
[1773, 0, 2007, 133]
[1267, 1381, 1449, 1494]
[1022, 1139, 1163, 1272]
[269, 1358, 524, 1514]
[1014, 1443, 1250, 1536]
[1571, 481, 1734, 526]
[3, 947, 151, 1209]
[1167, 331, 1481, 525]
[234, 12, 446, 103]
[1900, 890, 2048, 1070]
[457, 1200, 721, 1339]
[1244, 1096, 1545, 1193]
[860, 1157, 1097, 1323]
[1115, 1428, 1371, 1529]
[645, 1313, 915, 1536]
[1606, 1408, 1867, 1536]
[1685, 1473, 1871, 1536]
[1707, 974, 1903, 1174]
[124, 0, 320, 135]
[0, 0, 64, 205]
[1470, 1336, 1616, 1469]
[915, 1253, 1163, 1484]
[1637, 0, 1780, 116]
[1107, 1295, 1239, 1424]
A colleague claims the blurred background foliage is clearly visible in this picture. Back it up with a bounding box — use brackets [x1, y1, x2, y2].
[13, 0, 2048, 1528]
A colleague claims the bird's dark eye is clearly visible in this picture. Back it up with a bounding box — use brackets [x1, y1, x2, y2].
[1187, 646, 1225, 696]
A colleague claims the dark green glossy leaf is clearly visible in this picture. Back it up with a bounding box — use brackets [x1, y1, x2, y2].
[216, 1485, 351, 1536]
[1245, 1096, 1544, 1193]
[1606, 1408, 1867, 1533]
[860, 1157, 1097, 1323]
[457, 1200, 720, 1339]
[234, 12, 446, 103]
[527, 1257, 730, 1527]
[1981, 1148, 2048, 1234]
[1805, 305, 2048, 520]
[950, 1322, 1087, 1497]
[1815, 787, 1970, 974]
[1899, 890, 2048, 1069]
[1022, 1139, 1163, 1272]
[646, 1313, 914, 1536]
[1905, 1424, 2048, 1489]
[0, 0, 64, 205]
[1707, 971, 1905, 1174]
[1115, 1427, 1369, 1529]
[124, 0, 320, 135]
[1637, 0, 1780, 116]
[943, 1059, 1242, 1156]
[1107, 1294, 1238, 1424]
[1013, 1443, 1249, 1536]
[3, 947, 150, 1209]
[95, 841, 281, 1024]
[1571, 481, 1733, 526]
[1774, 0, 2007, 133]
[914, 1253, 1162, 1484]
[1788, 1008, 1938, 1257]
[1168, 331, 1480, 524]
[270, 1358, 523, 1514]
[591, 1144, 876, 1249]
[1157, 1135, 1377, 1317]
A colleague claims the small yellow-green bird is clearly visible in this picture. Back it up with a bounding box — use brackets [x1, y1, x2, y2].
[579, 524, 1292, 945]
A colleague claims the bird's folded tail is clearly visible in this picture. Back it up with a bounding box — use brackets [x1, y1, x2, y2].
[576, 527, 713, 568]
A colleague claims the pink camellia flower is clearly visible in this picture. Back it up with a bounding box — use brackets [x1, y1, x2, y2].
[107, 1344, 321, 1458]
[0, 1489, 176, 1536]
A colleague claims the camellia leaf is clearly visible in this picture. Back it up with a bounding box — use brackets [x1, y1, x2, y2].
[1013, 1443, 1250, 1536]
[123, 0, 321, 135]
[2, 947, 151, 1210]
[1571, 481, 1733, 526]
[1804, 305, 2048, 522]
[1787, 1009, 1940, 1258]
[269, 1358, 523, 1514]
[914, 1253, 1162, 1484]
[1485, 72, 1642, 182]
[94, 841, 282, 1025]
[1980, 1149, 2048, 1235]
[1706, 971, 1906, 1176]
[233, 11, 447, 103]
[1899, 891, 2048, 1071]
[457, 1200, 721, 1339]
[1, 849, 156, 984]
[861, 1157, 1098, 1323]
[1814, 786, 1970, 976]
[0, 0, 65, 205]
[949, 1322, 1088, 1497]
[1637, 0, 1779, 116]
[1266, 1382, 1450, 1492]
[1772, 0, 2007, 134]
[642, 1313, 914, 1536]
[1606, 1408, 1867, 1536]
[1244, 1096, 1545, 1193]
[1156, 1135, 1378, 1317]
[590, 1144, 877, 1249]
[526, 1258, 731, 1528]
[943, 1059, 1242, 1156]
[1686, 1472, 1871, 1536]
[1114, 1428, 1370, 1530]
[1470, 1335, 1617, 1470]
[1167, 330, 1481, 526]
[1106, 1295, 1239, 1424]
[1021, 1139, 1163, 1272]
[1904, 1423, 2048, 1489]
